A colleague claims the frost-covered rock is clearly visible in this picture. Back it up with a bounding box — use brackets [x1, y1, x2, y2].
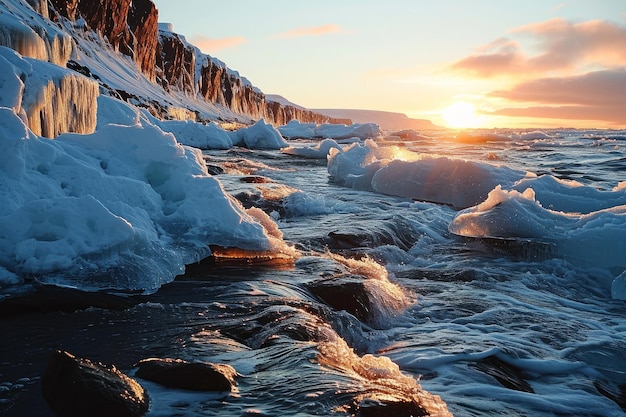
[0, 109, 285, 292]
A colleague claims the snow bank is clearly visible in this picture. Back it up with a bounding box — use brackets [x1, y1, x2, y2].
[278, 120, 381, 140]
[282, 138, 343, 159]
[0, 109, 286, 292]
[449, 186, 626, 275]
[0, 46, 98, 137]
[327, 140, 526, 208]
[228, 119, 287, 149]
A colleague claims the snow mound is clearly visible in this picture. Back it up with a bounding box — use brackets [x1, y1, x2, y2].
[327, 140, 526, 208]
[0, 108, 290, 293]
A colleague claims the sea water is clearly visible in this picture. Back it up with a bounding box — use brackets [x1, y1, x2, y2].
[1, 128, 625, 416]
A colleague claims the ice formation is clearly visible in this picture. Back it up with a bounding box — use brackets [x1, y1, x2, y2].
[449, 185, 626, 272]
[327, 139, 527, 208]
[278, 119, 381, 140]
[0, 46, 98, 137]
[0, 108, 283, 292]
[282, 138, 343, 159]
[0, 0, 73, 67]
[228, 119, 288, 149]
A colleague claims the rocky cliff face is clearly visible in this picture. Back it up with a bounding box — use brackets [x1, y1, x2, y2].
[158, 30, 345, 125]
[46, 0, 345, 126]
[49, 0, 158, 81]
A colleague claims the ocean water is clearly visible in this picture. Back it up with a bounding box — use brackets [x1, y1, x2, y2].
[1, 128, 625, 416]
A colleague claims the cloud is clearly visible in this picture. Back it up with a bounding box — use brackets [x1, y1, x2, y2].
[487, 69, 626, 125]
[450, 18, 626, 78]
[190, 35, 247, 53]
[275, 24, 345, 39]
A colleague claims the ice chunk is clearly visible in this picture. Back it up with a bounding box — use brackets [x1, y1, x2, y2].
[228, 119, 287, 149]
[512, 175, 626, 214]
[327, 139, 526, 208]
[0, 110, 284, 292]
[278, 120, 381, 140]
[449, 185, 626, 274]
[282, 138, 343, 159]
[611, 270, 626, 301]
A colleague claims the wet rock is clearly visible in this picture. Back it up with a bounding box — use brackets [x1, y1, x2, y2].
[471, 354, 534, 393]
[206, 164, 224, 175]
[134, 358, 237, 392]
[357, 397, 429, 417]
[240, 175, 273, 183]
[0, 285, 144, 317]
[233, 191, 285, 217]
[41, 350, 149, 417]
[307, 277, 373, 325]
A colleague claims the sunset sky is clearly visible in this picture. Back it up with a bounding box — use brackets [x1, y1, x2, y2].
[151, 0, 626, 129]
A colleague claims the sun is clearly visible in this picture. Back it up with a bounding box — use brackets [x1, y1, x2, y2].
[442, 101, 481, 128]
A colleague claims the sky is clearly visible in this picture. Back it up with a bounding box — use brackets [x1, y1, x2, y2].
[151, 0, 626, 129]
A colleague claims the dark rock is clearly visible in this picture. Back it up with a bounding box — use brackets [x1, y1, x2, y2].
[41, 350, 149, 417]
[233, 191, 285, 217]
[206, 164, 225, 175]
[307, 277, 373, 325]
[134, 358, 237, 392]
[50, 0, 158, 79]
[471, 354, 534, 393]
[357, 398, 429, 417]
[240, 175, 273, 184]
[0, 285, 144, 317]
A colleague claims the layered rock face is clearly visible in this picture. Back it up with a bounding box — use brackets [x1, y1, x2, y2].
[45, 0, 344, 125]
[49, 0, 158, 81]
[158, 29, 345, 125]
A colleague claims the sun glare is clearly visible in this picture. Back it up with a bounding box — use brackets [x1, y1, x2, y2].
[442, 101, 481, 128]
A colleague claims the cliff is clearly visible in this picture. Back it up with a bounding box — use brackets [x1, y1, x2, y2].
[157, 27, 347, 125]
[32, 0, 344, 128]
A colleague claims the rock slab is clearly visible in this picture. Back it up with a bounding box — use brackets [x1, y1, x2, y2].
[135, 358, 237, 392]
[41, 350, 149, 417]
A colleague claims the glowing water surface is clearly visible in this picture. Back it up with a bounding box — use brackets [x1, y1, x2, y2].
[2, 128, 625, 416]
